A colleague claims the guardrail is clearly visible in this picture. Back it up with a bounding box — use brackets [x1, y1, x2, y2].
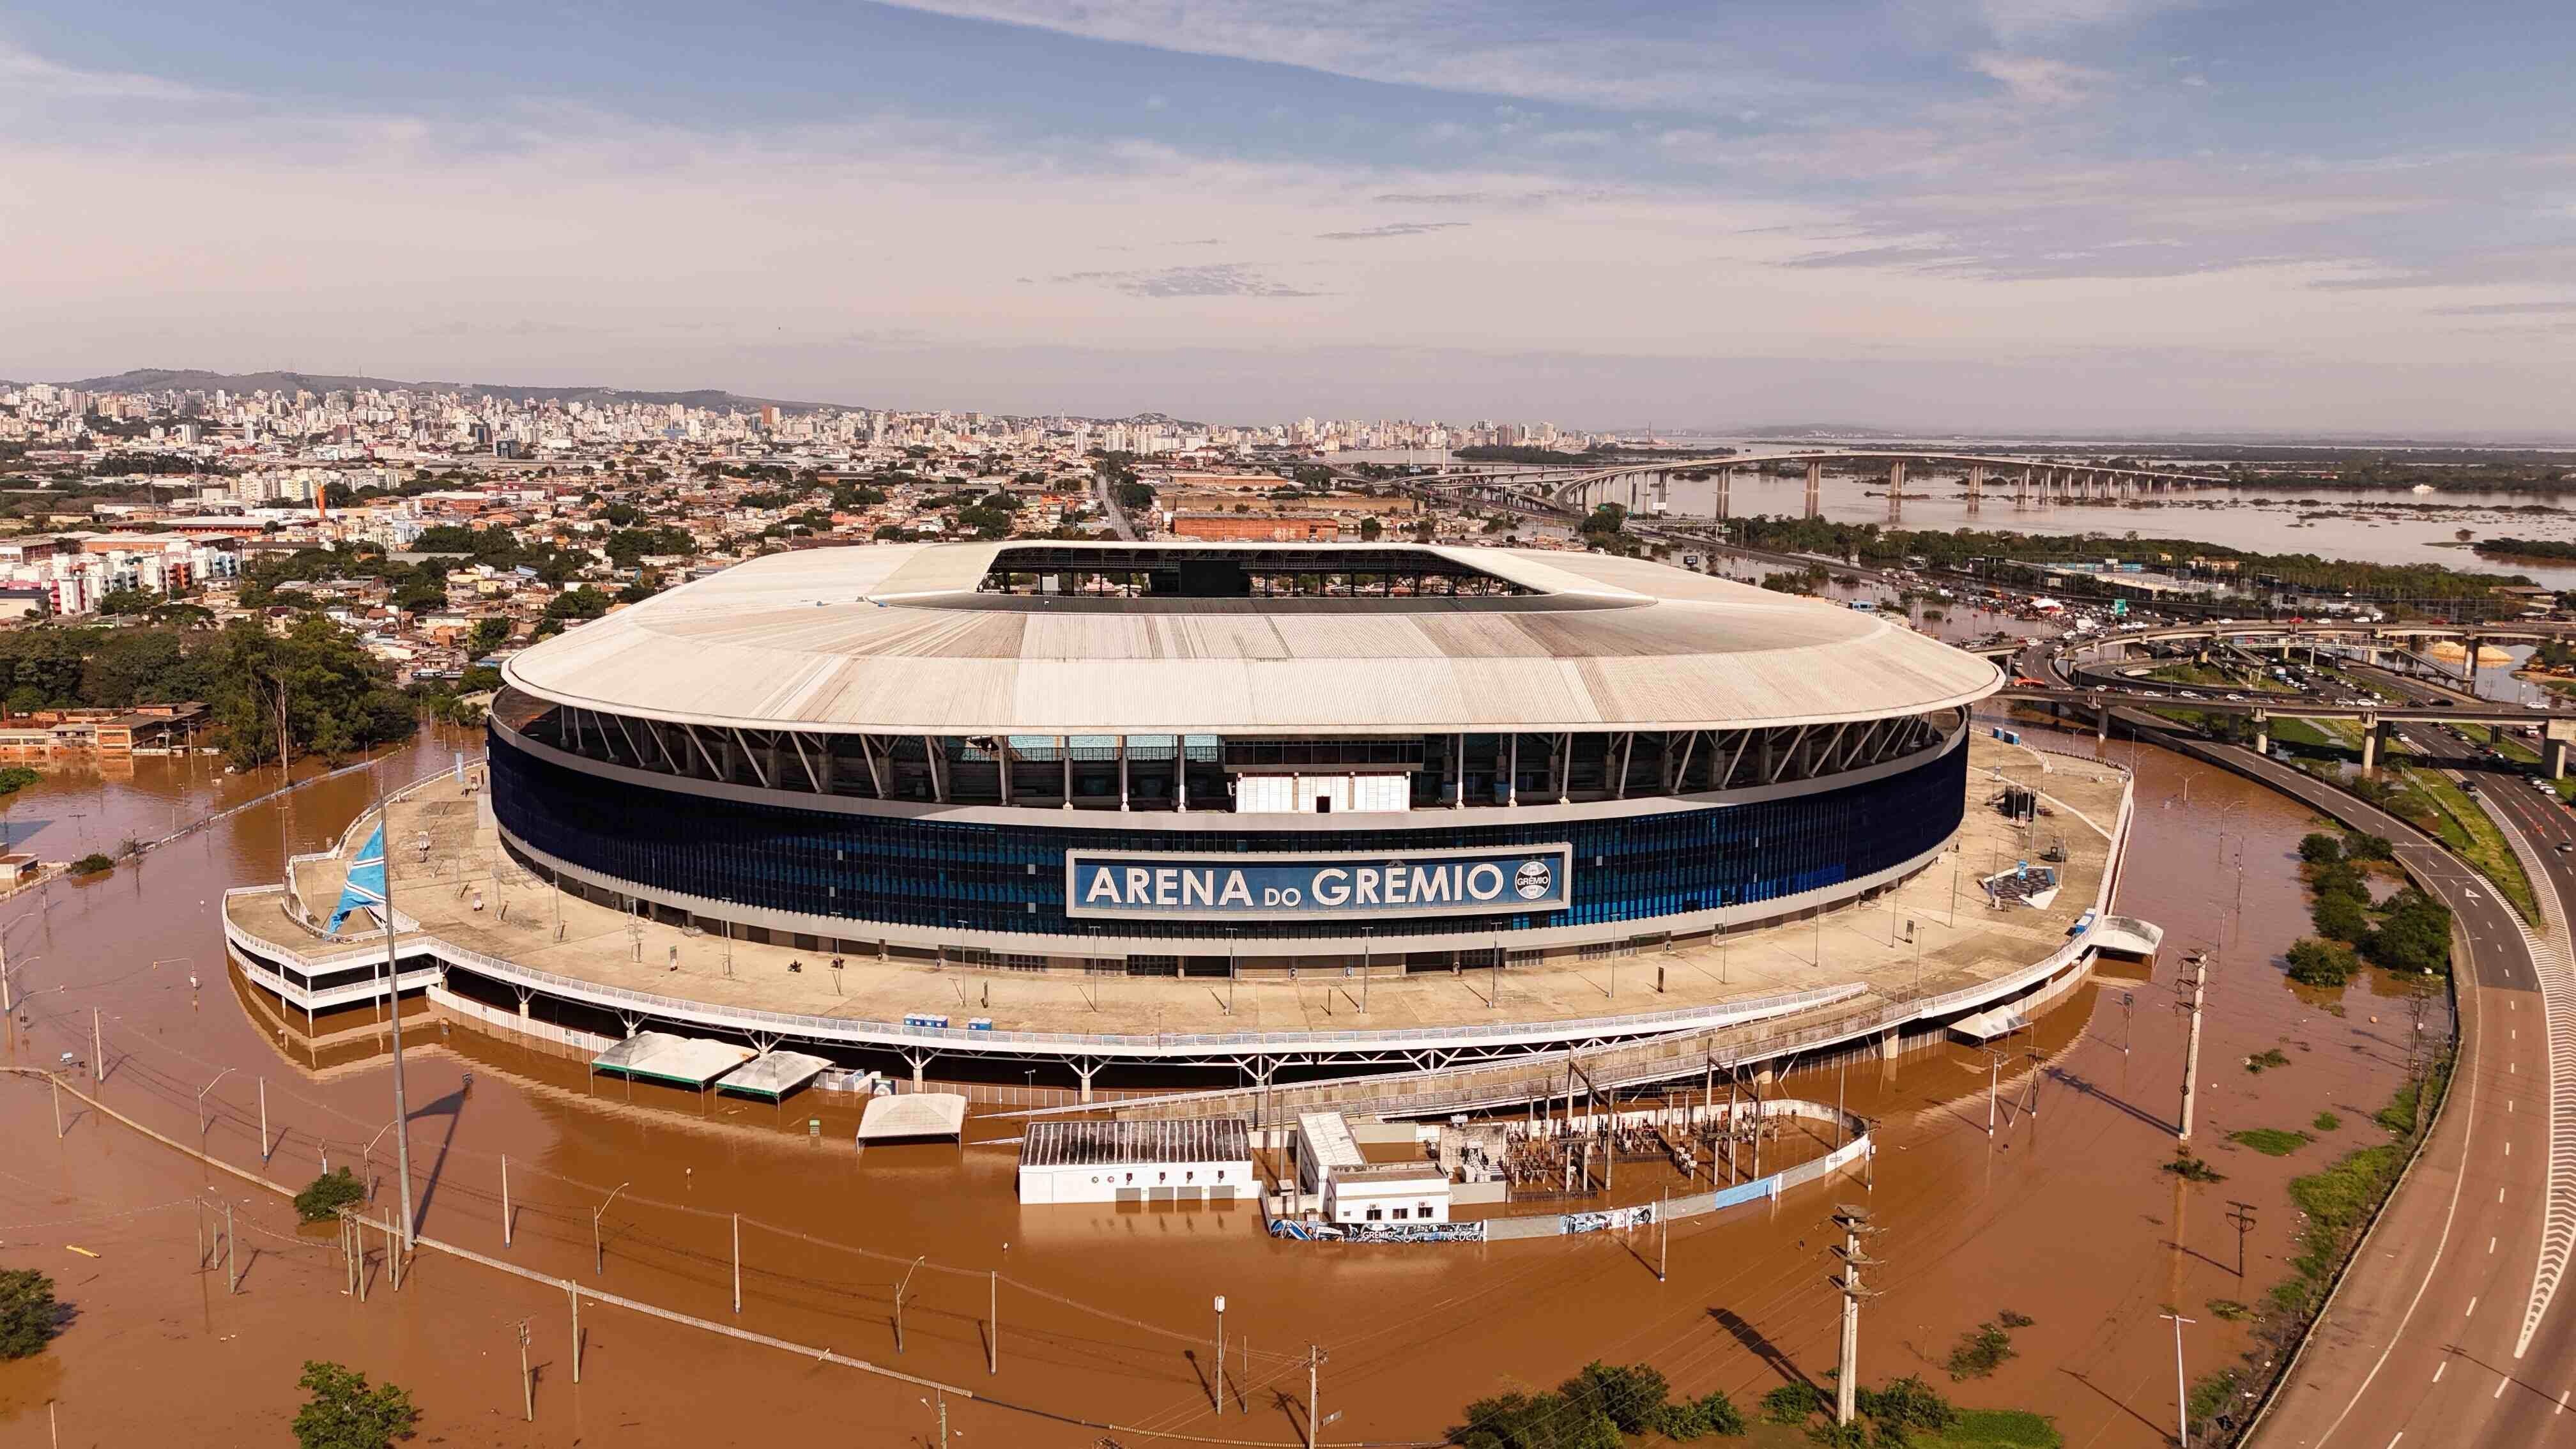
[222, 889, 1871, 1062]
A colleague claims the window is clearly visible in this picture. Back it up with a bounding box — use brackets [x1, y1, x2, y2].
[1185, 1170, 1195, 1182]
[1391, 1208, 1409, 1220]
[1418, 1202, 1434, 1217]
[1365, 1206, 1383, 1222]
[1215, 1170, 1225, 1181]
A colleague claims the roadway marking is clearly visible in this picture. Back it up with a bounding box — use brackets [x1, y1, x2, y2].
[2484, 803, 2576, 1359]
[2435, 1361, 2447, 1382]
[2471, 1296, 2481, 1316]
[2385, 1434, 2404, 1448]
[2558, 1390, 2568, 1414]
[2499, 1377, 2512, 1399]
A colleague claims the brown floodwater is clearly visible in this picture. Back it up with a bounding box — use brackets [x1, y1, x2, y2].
[0, 727, 2436, 1446]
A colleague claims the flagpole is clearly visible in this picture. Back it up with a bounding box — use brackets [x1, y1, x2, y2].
[373, 770, 418, 1250]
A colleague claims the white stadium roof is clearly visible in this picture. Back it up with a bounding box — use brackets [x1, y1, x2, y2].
[502, 542, 2000, 735]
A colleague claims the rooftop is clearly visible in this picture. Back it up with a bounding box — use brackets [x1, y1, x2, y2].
[501, 542, 2001, 735]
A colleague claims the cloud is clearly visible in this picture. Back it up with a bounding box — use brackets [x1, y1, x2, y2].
[856, 0, 1826, 114]
[2429, 300, 2576, 316]
[1050, 263, 1322, 298]
[1371, 192, 1486, 205]
[1968, 52, 2110, 105]
[1315, 220, 1470, 241]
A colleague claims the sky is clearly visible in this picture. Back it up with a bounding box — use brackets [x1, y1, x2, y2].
[4, 0, 2573, 433]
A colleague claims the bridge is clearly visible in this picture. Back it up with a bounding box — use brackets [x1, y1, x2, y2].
[1409, 449, 2239, 525]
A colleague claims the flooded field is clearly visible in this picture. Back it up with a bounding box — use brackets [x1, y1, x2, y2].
[0, 729, 2436, 1446]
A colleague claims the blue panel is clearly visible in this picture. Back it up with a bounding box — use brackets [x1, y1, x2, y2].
[488, 729, 1967, 946]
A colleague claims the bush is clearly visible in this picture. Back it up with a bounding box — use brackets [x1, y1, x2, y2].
[2228, 1128, 2312, 1156]
[2165, 1155, 2227, 1183]
[2343, 832, 2395, 862]
[2308, 860, 2369, 902]
[2246, 1048, 2291, 1073]
[1765, 1383, 1829, 1424]
[2297, 832, 2343, 864]
[1945, 1321, 2018, 1380]
[2365, 891, 2453, 975]
[70, 853, 112, 877]
[1561, 1361, 1669, 1434]
[1857, 1376, 1958, 1434]
[294, 1167, 367, 1223]
[0, 1268, 63, 1360]
[2311, 893, 2372, 944]
[2287, 937, 2359, 986]
[291, 1361, 417, 1449]
[1653, 1390, 1747, 1439]
[2314, 1111, 2342, 1132]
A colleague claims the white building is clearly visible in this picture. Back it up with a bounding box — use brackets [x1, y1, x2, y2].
[1294, 1110, 1451, 1225]
[1016, 1118, 1255, 1206]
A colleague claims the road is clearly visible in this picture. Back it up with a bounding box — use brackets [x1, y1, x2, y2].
[1095, 471, 1140, 540]
[2022, 632, 2576, 1445]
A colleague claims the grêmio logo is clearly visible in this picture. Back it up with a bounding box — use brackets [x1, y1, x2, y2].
[1064, 845, 1573, 920]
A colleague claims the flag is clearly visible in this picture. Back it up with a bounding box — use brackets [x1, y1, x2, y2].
[328, 824, 387, 933]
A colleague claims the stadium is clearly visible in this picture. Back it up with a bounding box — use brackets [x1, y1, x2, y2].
[485, 541, 2002, 973]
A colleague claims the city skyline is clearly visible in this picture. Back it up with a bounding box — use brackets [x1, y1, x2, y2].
[7, 0, 2570, 431]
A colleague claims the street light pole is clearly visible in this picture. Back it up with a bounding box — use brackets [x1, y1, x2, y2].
[592, 1181, 631, 1276]
[197, 1068, 234, 1140]
[2160, 1311, 2195, 1448]
[373, 772, 418, 1249]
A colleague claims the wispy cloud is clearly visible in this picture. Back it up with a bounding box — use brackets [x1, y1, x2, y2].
[1968, 52, 2109, 104]
[1315, 221, 1469, 241]
[2430, 300, 2576, 316]
[1050, 263, 1322, 298]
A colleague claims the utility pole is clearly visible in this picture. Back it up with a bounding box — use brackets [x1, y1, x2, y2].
[2178, 951, 2210, 1144]
[1982, 1048, 2008, 1135]
[2160, 1311, 2195, 1448]
[516, 1321, 533, 1422]
[1830, 1204, 1883, 1427]
[2225, 1201, 2257, 1280]
[1307, 1345, 1329, 1449]
[373, 772, 417, 1248]
[1213, 1295, 1227, 1411]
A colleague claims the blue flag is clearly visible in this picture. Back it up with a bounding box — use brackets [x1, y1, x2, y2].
[328, 824, 388, 933]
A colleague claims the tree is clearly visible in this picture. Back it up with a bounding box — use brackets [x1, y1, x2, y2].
[2287, 937, 2359, 986]
[1360, 515, 1384, 542]
[0, 1268, 63, 1360]
[2313, 892, 2371, 944]
[2297, 832, 2343, 864]
[2365, 890, 2453, 974]
[294, 1168, 367, 1222]
[291, 1361, 418, 1449]
[95, 588, 158, 617]
[465, 617, 512, 659]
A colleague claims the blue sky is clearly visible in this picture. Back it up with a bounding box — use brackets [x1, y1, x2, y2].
[5, 0, 2572, 430]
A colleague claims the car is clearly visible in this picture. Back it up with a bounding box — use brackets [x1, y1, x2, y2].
[2557, 841, 2572, 854]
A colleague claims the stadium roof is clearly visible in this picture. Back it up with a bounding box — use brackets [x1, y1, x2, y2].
[502, 542, 2000, 735]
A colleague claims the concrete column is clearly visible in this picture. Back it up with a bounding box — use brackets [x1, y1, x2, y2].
[1075, 1060, 1098, 1103]
[1878, 1027, 1901, 1061]
[1712, 467, 1729, 520]
[2251, 711, 2269, 756]
[1966, 463, 1984, 514]
[1887, 460, 1906, 523]
[1804, 460, 1823, 518]
[2547, 721, 2575, 781]
[2359, 714, 2380, 772]
[2095, 700, 2110, 740]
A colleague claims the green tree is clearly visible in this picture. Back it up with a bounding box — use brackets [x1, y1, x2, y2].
[2287, 937, 2359, 986]
[95, 588, 158, 617]
[2365, 890, 2453, 974]
[291, 1361, 418, 1449]
[465, 617, 512, 659]
[293, 1168, 367, 1222]
[2297, 832, 2343, 864]
[0, 1268, 63, 1360]
[2312, 893, 2371, 944]
[1360, 515, 1384, 542]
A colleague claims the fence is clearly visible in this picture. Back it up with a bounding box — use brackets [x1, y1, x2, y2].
[1271, 1097, 1871, 1246]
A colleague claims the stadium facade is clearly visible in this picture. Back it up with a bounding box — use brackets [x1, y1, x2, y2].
[488, 542, 2001, 974]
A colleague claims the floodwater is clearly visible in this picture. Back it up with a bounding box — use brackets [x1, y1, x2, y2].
[0, 728, 2435, 1446]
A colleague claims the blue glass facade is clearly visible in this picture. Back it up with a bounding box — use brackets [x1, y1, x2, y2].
[489, 728, 1967, 945]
